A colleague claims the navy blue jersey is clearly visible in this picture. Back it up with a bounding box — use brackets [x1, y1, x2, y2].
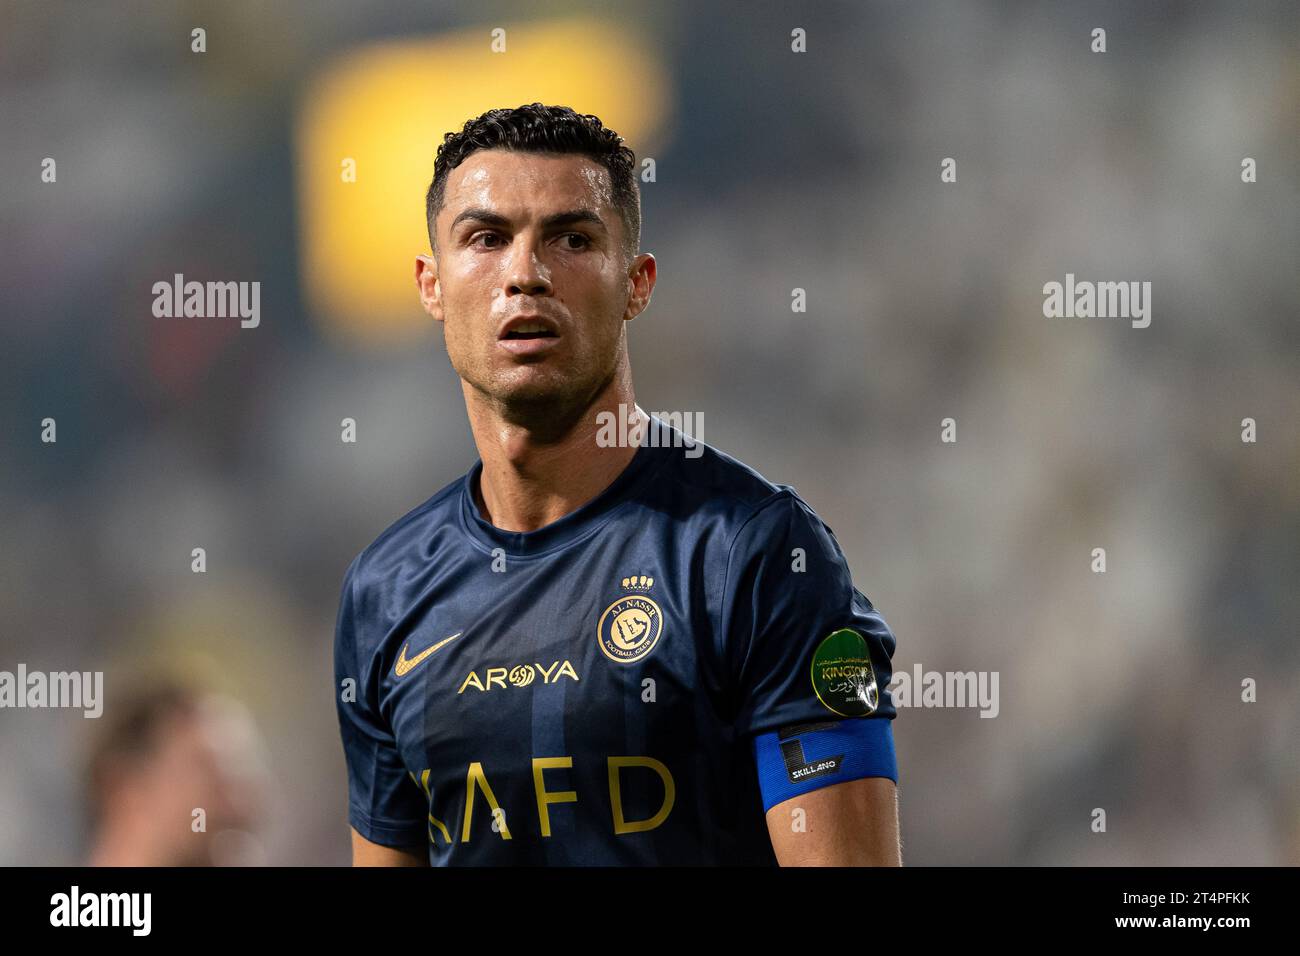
[334, 416, 898, 865]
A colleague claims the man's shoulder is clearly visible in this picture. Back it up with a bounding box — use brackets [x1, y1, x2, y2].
[344, 470, 467, 586]
[648, 420, 822, 536]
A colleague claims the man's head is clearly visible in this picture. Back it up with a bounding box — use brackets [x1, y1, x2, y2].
[85, 679, 266, 866]
[416, 104, 656, 429]
[425, 103, 641, 262]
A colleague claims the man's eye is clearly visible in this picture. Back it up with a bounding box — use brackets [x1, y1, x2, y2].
[469, 232, 587, 250]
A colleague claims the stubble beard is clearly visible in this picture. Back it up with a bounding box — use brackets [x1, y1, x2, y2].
[462, 346, 623, 444]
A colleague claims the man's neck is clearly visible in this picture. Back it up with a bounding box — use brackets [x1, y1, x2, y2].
[88, 815, 198, 867]
[464, 375, 649, 534]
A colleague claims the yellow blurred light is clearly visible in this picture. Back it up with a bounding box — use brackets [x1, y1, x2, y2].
[295, 19, 671, 349]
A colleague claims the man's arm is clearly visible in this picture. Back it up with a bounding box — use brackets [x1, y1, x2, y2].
[765, 777, 901, 866]
[350, 827, 429, 866]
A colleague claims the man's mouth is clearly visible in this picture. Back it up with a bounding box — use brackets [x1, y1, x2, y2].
[498, 316, 560, 340]
[497, 316, 562, 355]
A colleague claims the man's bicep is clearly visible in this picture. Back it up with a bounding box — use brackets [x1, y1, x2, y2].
[350, 827, 428, 867]
[335, 558, 429, 851]
[765, 776, 901, 866]
[719, 494, 903, 864]
[721, 493, 898, 737]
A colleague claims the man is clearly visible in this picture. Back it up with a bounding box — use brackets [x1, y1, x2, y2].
[335, 103, 900, 866]
[86, 677, 266, 866]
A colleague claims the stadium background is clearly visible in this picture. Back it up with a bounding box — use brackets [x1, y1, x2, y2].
[1, 0, 1296, 864]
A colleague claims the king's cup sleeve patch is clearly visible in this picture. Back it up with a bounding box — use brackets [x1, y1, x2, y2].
[811, 628, 879, 717]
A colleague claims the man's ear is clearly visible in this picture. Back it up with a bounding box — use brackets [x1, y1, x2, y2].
[414, 254, 444, 323]
[623, 252, 657, 322]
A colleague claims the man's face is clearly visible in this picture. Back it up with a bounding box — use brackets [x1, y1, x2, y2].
[416, 149, 654, 416]
[120, 698, 267, 865]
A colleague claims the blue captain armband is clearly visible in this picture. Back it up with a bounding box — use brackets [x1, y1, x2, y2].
[752, 717, 897, 813]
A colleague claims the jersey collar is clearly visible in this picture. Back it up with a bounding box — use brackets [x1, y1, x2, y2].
[458, 415, 673, 557]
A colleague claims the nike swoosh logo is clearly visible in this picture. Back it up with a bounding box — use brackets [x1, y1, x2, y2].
[394, 632, 461, 677]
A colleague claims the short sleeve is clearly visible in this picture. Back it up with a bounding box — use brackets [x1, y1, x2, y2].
[334, 555, 428, 847]
[721, 491, 898, 737]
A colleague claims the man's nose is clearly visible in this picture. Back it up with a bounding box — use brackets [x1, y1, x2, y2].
[504, 237, 552, 296]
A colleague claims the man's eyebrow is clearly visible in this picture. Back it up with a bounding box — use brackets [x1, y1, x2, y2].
[449, 207, 607, 232]
[540, 209, 606, 230]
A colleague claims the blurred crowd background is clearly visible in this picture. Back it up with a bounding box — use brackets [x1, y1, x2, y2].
[1, 0, 1296, 865]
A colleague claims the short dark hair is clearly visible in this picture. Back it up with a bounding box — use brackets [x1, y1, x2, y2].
[425, 103, 640, 261]
[85, 678, 203, 827]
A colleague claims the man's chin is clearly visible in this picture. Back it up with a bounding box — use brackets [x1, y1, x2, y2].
[493, 372, 569, 404]
[476, 372, 602, 432]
